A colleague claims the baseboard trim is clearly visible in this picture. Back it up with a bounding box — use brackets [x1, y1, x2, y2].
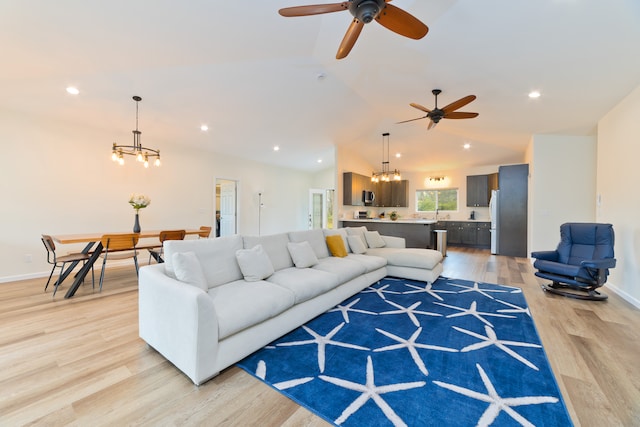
[0, 259, 144, 284]
[605, 283, 640, 309]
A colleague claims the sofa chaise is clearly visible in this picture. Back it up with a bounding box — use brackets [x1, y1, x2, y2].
[138, 226, 443, 385]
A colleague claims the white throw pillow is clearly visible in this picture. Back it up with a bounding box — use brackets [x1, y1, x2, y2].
[235, 244, 275, 282]
[347, 235, 367, 254]
[364, 230, 386, 248]
[287, 241, 319, 268]
[172, 251, 208, 291]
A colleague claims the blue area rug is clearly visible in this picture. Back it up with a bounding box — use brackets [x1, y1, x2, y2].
[236, 277, 572, 426]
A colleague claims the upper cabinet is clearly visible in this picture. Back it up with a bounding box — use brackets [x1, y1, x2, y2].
[466, 173, 498, 207]
[374, 180, 409, 207]
[343, 172, 374, 206]
[343, 172, 409, 207]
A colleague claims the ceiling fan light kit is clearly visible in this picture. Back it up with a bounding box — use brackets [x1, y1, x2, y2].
[398, 89, 479, 130]
[278, 0, 428, 59]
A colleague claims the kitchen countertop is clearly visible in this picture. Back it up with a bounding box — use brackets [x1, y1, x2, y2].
[341, 218, 490, 224]
[341, 218, 436, 224]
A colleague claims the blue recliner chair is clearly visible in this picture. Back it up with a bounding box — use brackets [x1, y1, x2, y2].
[531, 223, 616, 301]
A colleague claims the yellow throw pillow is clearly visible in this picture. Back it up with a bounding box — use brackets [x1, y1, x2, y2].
[326, 235, 348, 258]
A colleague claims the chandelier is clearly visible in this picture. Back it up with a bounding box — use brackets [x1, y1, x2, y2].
[371, 132, 401, 183]
[111, 96, 161, 168]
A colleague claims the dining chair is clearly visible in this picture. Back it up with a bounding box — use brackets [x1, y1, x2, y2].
[198, 226, 212, 238]
[148, 229, 186, 264]
[41, 234, 95, 297]
[99, 233, 139, 291]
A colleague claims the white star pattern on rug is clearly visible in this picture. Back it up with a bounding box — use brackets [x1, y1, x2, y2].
[435, 300, 515, 327]
[453, 325, 542, 370]
[373, 327, 458, 376]
[320, 355, 426, 427]
[328, 298, 377, 323]
[495, 298, 531, 317]
[402, 282, 455, 301]
[379, 300, 442, 327]
[433, 363, 559, 427]
[361, 284, 401, 300]
[276, 322, 369, 373]
[449, 281, 510, 299]
[255, 360, 314, 390]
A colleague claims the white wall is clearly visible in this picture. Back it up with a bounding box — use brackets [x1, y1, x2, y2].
[0, 110, 314, 281]
[597, 84, 640, 305]
[528, 134, 597, 254]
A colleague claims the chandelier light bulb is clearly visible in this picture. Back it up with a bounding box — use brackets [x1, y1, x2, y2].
[155, 157, 161, 167]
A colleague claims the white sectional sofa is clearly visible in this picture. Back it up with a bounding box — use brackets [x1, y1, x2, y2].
[138, 227, 443, 385]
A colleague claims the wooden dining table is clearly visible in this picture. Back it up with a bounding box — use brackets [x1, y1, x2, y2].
[51, 229, 202, 298]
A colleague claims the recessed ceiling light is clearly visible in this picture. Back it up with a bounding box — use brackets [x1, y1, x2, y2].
[273, 145, 280, 151]
[395, 153, 401, 158]
[463, 143, 471, 149]
[66, 87, 79, 95]
[528, 91, 541, 99]
[317, 159, 322, 163]
[200, 124, 209, 131]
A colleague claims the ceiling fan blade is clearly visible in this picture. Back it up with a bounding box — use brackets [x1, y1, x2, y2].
[410, 102, 431, 113]
[336, 18, 365, 59]
[279, 2, 348, 17]
[427, 119, 437, 130]
[375, 4, 428, 40]
[441, 95, 476, 114]
[396, 116, 427, 124]
[444, 111, 479, 119]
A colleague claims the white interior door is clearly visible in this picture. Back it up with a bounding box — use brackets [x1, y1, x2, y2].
[220, 181, 237, 236]
[309, 189, 326, 229]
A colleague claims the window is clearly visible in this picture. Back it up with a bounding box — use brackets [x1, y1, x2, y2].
[416, 189, 459, 212]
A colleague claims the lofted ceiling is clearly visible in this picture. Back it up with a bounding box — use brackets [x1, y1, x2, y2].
[2, 0, 640, 173]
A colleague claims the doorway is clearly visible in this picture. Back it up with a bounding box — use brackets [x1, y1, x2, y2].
[215, 179, 238, 237]
[308, 189, 334, 229]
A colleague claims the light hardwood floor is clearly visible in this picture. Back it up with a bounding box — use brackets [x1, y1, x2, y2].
[1, 249, 639, 426]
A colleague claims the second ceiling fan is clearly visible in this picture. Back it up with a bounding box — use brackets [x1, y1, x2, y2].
[398, 89, 479, 130]
[279, 0, 428, 59]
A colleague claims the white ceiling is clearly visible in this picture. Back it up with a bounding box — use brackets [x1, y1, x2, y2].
[2, 0, 640, 173]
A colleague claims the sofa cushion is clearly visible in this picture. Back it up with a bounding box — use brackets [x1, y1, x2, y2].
[367, 248, 443, 270]
[209, 280, 295, 339]
[346, 253, 387, 273]
[172, 251, 208, 291]
[288, 229, 331, 259]
[323, 228, 351, 253]
[287, 241, 319, 268]
[313, 257, 366, 283]
[164, 236, 244, 288]
[243, 233, 293, 271]
[235, 244, 275, 282]
[365, 230, 386, 248]
[346, 226, 368, 247]
[268, 267, 341, 304]
[326, 235, 348, 258]
[347, 235, 367, 254]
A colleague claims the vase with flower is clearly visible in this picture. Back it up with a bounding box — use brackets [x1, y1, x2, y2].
[129, 193, 151, 233]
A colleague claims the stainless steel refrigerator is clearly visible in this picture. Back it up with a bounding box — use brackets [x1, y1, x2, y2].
[489, 189, 499, 254]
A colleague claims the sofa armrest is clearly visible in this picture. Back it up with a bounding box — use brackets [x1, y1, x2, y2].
[138, 264, 219, 385]
[530, 250, 558, 261]
[381, 235, 406, 248]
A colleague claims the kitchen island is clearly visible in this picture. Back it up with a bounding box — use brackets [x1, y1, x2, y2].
[341, 219, 492, 250]
[341, 219, 436, 249]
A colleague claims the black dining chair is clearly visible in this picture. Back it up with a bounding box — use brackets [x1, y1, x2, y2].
[41, 234, 95, 297]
